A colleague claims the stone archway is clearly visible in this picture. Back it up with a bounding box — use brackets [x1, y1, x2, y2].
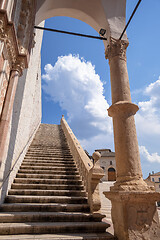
[108, 167, 116, 181]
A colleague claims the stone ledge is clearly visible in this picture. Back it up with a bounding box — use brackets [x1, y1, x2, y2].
[104, 190, 160, 202]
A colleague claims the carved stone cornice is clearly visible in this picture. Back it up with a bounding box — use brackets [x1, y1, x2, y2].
[0, 9, 28, 74]
[105, 37, 129, 61]
[17, 0, 36, 55]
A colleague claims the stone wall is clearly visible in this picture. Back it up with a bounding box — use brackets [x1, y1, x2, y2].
[0, 22, 44, 203]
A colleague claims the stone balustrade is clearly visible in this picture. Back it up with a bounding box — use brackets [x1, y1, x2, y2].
[61, 116, 104, 213]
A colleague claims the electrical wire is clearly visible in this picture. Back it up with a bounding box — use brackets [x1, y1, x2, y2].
[119, 0, 142, 40]
[34, 26, 107, 41]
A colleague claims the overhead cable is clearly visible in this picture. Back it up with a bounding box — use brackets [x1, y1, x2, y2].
[34, 26, 107, 41]
[119, 0, 142, 40]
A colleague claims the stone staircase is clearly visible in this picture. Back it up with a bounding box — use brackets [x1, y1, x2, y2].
[0, 124, 114, 239]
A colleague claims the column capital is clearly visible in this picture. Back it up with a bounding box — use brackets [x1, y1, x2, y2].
[105, 37, 129, 61]
[12, 55, 27, 76]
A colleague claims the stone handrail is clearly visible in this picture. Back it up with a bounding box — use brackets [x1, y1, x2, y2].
[61, 116, 104, 213]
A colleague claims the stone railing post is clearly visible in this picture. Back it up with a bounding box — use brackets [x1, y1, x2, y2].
[103, 37, 160, 240]
[89, 151, 104, 213]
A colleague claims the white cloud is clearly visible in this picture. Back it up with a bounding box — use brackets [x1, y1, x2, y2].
[135, 77, 160, 166]
[136, 77, 160, 135]
[42, 54, 113, 153]
[139, 146, 160, 164]
[145, 78, 160, 97]
[80, 133, 114, 154]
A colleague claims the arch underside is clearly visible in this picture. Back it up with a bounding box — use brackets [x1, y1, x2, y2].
[35, 0, 127, 48]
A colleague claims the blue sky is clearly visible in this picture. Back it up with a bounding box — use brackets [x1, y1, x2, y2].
[41, 0, 160, 178]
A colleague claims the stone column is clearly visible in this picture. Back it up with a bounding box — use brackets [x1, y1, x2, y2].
[0, 69, 20, 165]
[105, 37, 146, 189]
[104, 37, 160, 240]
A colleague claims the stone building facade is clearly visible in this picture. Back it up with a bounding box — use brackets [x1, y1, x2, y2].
[145, 172, 160, 193]
[95, 149, 116, 181]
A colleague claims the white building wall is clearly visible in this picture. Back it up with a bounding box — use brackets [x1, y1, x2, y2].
[0, 22, 44, 203]
[96, 149, 116, 181]
[100, 156, 116, 181]
[150, 175, 160, 183]
[149, 174, 160, 193]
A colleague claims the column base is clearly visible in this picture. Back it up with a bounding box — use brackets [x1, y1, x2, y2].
[111, 177, 154, 192]
[104, 190, 160, 240]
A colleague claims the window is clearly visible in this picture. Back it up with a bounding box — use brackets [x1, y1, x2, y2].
[110, 161, 112, 165]
[152, 178, 154, 182]
[159, 178, 160, 182]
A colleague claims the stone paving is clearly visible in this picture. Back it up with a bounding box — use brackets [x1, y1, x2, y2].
[99, 182, 114, 235]
[99, 182, 113, 222]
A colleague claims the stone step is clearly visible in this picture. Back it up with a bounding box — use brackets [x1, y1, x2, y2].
[23, 159, 74, 163]
[5, 195, 88, 204]
[0, 203, 90, 212]
[14, 178, 82, 185]
[24, 156, 73, 160]
[25, 155, 73, 159]
[26, 152, 72, 157]
[0, 212, 104, 223]
[26, 153, 72, 157]
[0, 222, 109, 235]
[8, 189, 86, 197]
[29, 147, 70, 151]
[18, 169, 79, 175]
[21, 162, 76, 167]
[28, 146, 69, 149]
[27, 149, 71, 152]
[20, 166, 77, 171]
[28, 148, 71, 152]
[25, 153, 73, 157]
[11, 183, 84, 190]
[16, 173, 80, 180]
[27, 149, 70, 153]
[24, 154, 73, 158]
[22, 159, 74, 164]
[0, 233, 115, 240]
